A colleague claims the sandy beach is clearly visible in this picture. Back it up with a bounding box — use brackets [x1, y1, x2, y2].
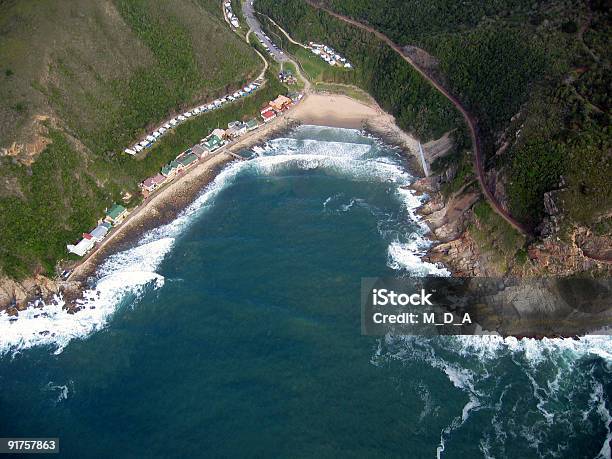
[54, 91, 424, 310]
[289, 93, 420, 158]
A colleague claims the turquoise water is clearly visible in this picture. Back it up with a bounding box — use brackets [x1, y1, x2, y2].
[0, 126, 610, 458]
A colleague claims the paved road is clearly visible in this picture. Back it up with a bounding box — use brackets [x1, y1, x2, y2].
[306, 0, 530, 236]
[242, 0, 289, 63]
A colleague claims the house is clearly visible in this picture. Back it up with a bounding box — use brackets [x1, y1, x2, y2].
[270, 95, 292, 112]
[261, 109, 276, 123]
[212, 128, 226, 140]
[192, 144, 208, 159]
[178, 153, 198, 169]
[228, 120, 242, 129]
[161, 160, 182, 179]
[105, 204, 129, 226]
[203, 135, 223, 152]
[226, 123, 247, 139]
[89, 223, 110, 242]
[245, 118, 259, 131]
[287, 92, 303, 103]
[141, 173, 167, 193]
[260, 104, 274, 116]
[67, 237, 95, 257]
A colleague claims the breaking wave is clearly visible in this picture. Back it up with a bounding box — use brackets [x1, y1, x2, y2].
[373, 333, 612, 457]
[0, 157, 249, 356]
[0, 125, 442, 356]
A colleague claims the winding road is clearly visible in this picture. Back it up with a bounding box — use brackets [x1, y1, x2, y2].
[304, 0, 530, 236]
[240, 1, 311, 90]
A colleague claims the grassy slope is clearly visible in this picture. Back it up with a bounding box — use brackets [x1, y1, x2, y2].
[0, 0, 263, 278]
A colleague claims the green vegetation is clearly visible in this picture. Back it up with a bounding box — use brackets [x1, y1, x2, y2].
[507, 140, 566, 227]
[256, 0, 462, 141]
[312, 0, 611, 233]
[0, 0, 260, 155]
[313, 82, 372, 104]
[0, 71, 285, 279]
[0, 0, 267, 278]
[471, 201, 526, 273]
[280, 62, 305, 91]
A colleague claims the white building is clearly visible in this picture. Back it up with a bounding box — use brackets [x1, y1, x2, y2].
[67, 238, 95, 257]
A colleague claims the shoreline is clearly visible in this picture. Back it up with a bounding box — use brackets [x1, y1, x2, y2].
[1, 91, 427, 316]
[71, 92, 425, 285]
[70, 119, 299, 285]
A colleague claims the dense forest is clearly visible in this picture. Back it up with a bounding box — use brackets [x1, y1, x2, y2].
[256, 0, 463, 142]
[258, 0, 611, 233]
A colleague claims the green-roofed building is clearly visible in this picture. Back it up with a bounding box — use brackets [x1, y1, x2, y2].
[105, 203, 128, 226]
[161, 160, 182, 178]
[203, 135, 223, 152]
[246, 118, 259, 131]
[178, 153, 198, 168]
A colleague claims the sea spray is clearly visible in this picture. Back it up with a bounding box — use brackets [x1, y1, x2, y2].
[0, 126, 438, 355]
[0, 125, 609, 457]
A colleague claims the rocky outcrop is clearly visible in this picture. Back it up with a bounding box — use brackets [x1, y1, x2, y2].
[0, 275, 82, 315]
[422, 191, 479, 242]
[426, 233, 483, 276]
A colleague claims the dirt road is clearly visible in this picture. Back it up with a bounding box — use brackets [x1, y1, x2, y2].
[305, 0, 530, 236]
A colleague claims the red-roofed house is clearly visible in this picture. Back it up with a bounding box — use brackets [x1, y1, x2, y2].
[261, 109, 277, 123]
[260, 104, 274, 116]
[140, 173, 167, 196]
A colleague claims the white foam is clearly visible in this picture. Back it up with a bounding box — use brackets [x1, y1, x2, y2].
[0, 126, 442, 356]
[593, 380, 612, 459]
[0, 238, 171, 356]
[385, 187, 450, 276]
[387, 240, 450, 276]
[45, 380, 73, 403]
[377, 333, 612, 457]
[0, 157, 250, 356]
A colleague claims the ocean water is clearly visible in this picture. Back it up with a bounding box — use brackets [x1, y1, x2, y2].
[0, 126, 610, 458]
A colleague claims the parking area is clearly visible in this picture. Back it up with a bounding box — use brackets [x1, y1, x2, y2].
[242, 0, 288, 63]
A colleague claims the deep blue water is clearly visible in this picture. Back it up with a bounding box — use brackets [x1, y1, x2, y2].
[0, 126, 611, 458]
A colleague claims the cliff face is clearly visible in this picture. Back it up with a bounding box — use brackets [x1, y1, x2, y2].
[417, 168, 612, 278]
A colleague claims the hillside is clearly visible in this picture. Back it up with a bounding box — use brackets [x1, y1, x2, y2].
[0, 0, 261, 278]
[256, 0, 611, 274]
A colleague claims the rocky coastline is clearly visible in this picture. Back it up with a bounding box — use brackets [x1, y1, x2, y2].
[0, 121, 296, 318]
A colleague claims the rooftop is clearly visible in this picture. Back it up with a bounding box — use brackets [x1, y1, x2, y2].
[106, 204, 127, 220]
